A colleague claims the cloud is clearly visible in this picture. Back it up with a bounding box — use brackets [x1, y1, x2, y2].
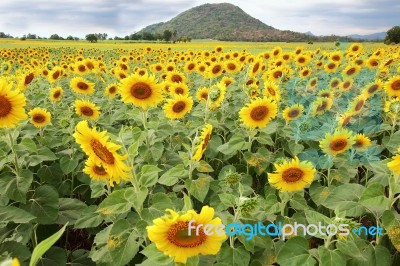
[0, 0, 397, 38]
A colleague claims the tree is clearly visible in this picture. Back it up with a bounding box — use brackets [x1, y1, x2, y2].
[85, 34, 98, 43]
[163, 30, 172, 42]
[49, 34, 61, 40]
[385, 26, 400, 44]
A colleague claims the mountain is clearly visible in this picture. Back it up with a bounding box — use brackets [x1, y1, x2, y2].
[137, 3, 315, 42]
[347, 32, 386, 40]
[304, 31, 315, 36]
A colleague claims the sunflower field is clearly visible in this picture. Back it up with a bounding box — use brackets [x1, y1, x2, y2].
[0, 41, 400, 266]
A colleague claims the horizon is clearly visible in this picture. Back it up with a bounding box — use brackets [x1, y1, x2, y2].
[0, 0, 397, 39]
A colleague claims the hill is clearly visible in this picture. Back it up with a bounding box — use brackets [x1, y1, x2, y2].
[347, 32, 386, 40]
[136, 3, 316, 42]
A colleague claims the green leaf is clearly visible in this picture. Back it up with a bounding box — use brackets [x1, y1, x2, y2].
[383, 130, 400, 154]
[219, 194, 237, 208]
[97, 188, 136, 215]
[29, 223, 68, 266]
[59, 156, 79, 175]
[317, 246, 346, 266]
[138, 165, 161, 187]
[277, 237, 317, 266]
[0, 241, 31, 262]
[360, 183, 391, 214]
[217, 132, 246, 155]
[29, 147, 58, 166]
[14, 138, 37, 153]
[57, 198, 87, 225]
[141, 243, 174, 265]
[37, 247, 67, 266]
[159, 164, 188, 186]
[74, 206, 103, 229]
[0, 205, 36, 224]
[216, 244, 250, 266]
[25, 185, 58, 224]
[322, 183, 366, 217]
[185, 175, 212, 202]
[309, 181, 330, 206]
[131, 187, 148, 213]
[0, 169, 33, 203]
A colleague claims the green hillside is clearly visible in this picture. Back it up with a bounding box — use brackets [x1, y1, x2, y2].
[137, 3, 316, 42]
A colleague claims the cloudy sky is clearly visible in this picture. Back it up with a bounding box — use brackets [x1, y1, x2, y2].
[0, 0, 398, 38]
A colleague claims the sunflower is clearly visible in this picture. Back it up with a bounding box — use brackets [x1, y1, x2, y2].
[387, 149, 400, 175]
[165, 71, 186, 84]
[0, 78, 27, 128]
[104, 83, 118, 98]
[164, 95, 193, 119]
[263, 81, 281, 102]
[239, 97, 278, 129]
[73, 120, 131, 185]
[311, 97, 333, 116]
[266, 66, 285, 82]
[363, 80, 383, 97]
[119, 73, 163, 109]
[184, 61, 196, 73]
[384, 76, 400, 98]
[342, 64, 360, 78]
[295, 54, 311, 66]
[75, 99, 100, 120]
[268, 157, 316, 192]
[196, 87, 210, 102]
[384, 98, 400, 118]
[207, 62, 224, 78]
[146, 206, 226, 264]
[329, 51, 342, 63]
[307, 77, 318, 90]
[329, 77, 341, 90]
[318, 90, 334, 99]
[18, 72, 35, 90]
[49, 86, 63, 102]
[169, 82, 189, 96]
[366, 56, 380, 69]
[299, 67, 312, 78]
[224, 60, 240, 74]
[353, 133, 371, 151]
[349, 94, 367, 115]
[324, 62, 338, 73]
[70, 77, 95, 95]
[192, 124, 213, 161]
[347, 43, 363, 54]
[28, 107, 51, 128]
[48, 67, 63, 83]
[248, 59, 263, 77]
[220, 76, 234, 87]
[282, 104, 304, 121]
[340, 79, 354, 92]
[337, 112, 353, 128]
[83, 158, 110, 183]
[319, 128, 356, 156]
[74, 61, 89, 75]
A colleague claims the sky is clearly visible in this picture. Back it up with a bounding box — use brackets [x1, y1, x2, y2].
[0, 0, 398, 38]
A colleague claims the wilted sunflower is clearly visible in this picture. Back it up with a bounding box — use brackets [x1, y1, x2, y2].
[192, 124, 213, 161]
[320, 128, 356, 156]
[384, 76, 400, 98]
[70, 77, 95, 95]
[282, 104, 304, 121]
[387, 148, 400, 175]
[73, 120, 130, 185]
[353, 133, 371, 151]
[28, 107, 51, 128]
[104, 83, 118, 98]
[239, 97, 277, 128]
[0, 78, 27, 128]
[49, 86, 63, 102]
[268, 157, 316, 192]
[75, 99, 100, 120]
[146, 206, 226, 264]
[119, 73, 163, 109]
[83, 158, 110, 183]
[208, 83, 226, 110]
[163, 94, 193, 119]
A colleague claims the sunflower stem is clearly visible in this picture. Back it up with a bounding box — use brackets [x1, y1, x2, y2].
[8, 129, 20, 175]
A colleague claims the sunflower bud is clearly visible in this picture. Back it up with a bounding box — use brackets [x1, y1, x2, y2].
[387, 225, 400, 252]
[238, 197, 259, 213]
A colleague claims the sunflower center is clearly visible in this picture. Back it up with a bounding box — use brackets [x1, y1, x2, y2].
[80, 106, 94, 116]
[327, 63, 335, 70]
[53, 91, 61, 98]
[355, 100, 364, 111]
[175, 88, 184, 95]
[228, 63, 236, 70]
[109, 86, 116, 93]
[188, 64, 195, 70]
[200, 92, 208, 100]
[252, 63, 260, 73]
[0, 96, 12, 117]
[346, 68, 355, 75]
[303, 70, 309, 76]
[282, 168, 304, 182]
[77, 82, 89, 91]
[273, 71, 282, 79]
[329, 139, 347, 151]
[298, 57, 305, 63]
[33, 114, 46, 123]
[310, 80, 317, 87]
[332, 55, 340, 61]
[289, 109, 300, 118]
[171, 74, 182, 83]
[212, 65, 221, 74]
[342, 116, 351, 126]
[167, 221, 207, 248]
[25, 73, 34, 85]
[316, 101, 328, 112]
[250, 106, 268, 121]
[130, 82, 152, 99]
[172, 101, 186, 113]
[343, 82, 351, 89]
[391, 80, 400, 91]
[78, 65, 86, 72]
[354, 139, 364, 148]
[52, 71, 60, 80]
[90, 139, 115, 164]
[202, 133, 211, 151]
[93, 165, 107, 176]
[331, 81, 339, 88]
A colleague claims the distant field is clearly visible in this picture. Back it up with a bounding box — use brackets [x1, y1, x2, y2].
[0, 38, 386, 53]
